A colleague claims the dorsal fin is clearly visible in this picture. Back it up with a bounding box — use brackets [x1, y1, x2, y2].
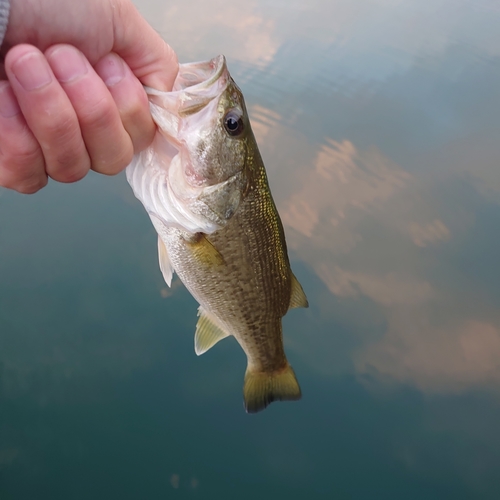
[158, 236, 173, 287]
[289, 272, 309, 309]
[195, 307, 230, 355]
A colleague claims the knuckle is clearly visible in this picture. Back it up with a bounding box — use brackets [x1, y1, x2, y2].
[48, 150, 89, 183]
[35, 115, 90, 183]
[0, 119, 49, 193]
[79, 97, 117, 131]
[16, 176, 48, 194]
[0, 163, 48, 194]
[0, 146, 44, 190]
[56, 165, 88, 183]
[3, 147, 40, 174]
[40, 111, 78, 142]
[93, 143, 133, 176]
[51, 147, 82, 170]
[0, 124, 41, 166]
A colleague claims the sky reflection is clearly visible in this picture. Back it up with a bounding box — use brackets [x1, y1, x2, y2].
[2, 0, 500, 497]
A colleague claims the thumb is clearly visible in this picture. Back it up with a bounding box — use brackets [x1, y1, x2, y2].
[111, 2, 178, 91]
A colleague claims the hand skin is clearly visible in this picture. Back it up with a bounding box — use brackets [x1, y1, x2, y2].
[0, 0, 178, 194]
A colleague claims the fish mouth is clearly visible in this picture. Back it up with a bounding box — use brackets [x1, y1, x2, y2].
[172, 55, 227, 92]
[145, 55, 229, 118]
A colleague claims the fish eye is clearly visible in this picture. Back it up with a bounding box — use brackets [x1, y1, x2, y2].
[223, 110, 245, 137]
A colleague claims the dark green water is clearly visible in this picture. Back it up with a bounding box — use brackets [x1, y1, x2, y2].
[2, 0, 500, 498]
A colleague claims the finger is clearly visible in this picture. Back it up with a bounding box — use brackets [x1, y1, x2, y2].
[45, 44, 134, 176]
[94, 52, 155, 153]
[111, 1, 178, 91]
[4, 44, 90, 184]
[0, 81, 48, 194]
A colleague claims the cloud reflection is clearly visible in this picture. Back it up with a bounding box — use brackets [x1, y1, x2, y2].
[153, 0, 279, 64]
[281, 138, 411, 250]
[318, 266, 434, 307]
[409, 219, 451, 248]
[1, 0, 497, 403]
[250, 108, 500, 394]
[356, 319, 500, 393]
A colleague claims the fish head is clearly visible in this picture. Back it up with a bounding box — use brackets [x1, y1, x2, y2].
[176, 60, 251, 192]
[181, 69, 256, 224]
[127, 56, 255, 234]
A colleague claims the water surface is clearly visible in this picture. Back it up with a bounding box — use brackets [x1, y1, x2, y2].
[2, 0, 500, 498]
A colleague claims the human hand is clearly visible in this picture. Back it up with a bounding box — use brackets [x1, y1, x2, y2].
[0, 0, 178, 194]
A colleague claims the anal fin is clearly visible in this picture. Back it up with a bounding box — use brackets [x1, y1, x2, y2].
[195, 307, 230, 355]
[289, 272, 308, 309]
[243, 364, 301, 413]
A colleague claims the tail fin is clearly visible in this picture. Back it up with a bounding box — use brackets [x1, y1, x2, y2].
[243, 364, 301, 413]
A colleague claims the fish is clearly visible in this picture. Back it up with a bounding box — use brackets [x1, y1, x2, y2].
[126, 55, 308, 413]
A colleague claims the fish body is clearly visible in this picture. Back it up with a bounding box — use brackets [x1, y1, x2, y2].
[127, 56, 308, 412]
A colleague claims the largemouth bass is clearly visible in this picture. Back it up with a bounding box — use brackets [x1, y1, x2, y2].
[126, 55, 308, 413]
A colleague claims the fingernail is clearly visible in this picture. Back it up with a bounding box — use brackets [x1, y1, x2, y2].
[12, 51, 52, 91]
[49, 46, 89, 83]
[0, 82, 21, 117]
[95, 53, 126, 86]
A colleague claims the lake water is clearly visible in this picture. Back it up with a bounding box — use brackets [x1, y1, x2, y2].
[2, 0, 500, 498]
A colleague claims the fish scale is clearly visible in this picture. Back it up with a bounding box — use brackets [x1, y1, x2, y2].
[167, 150, 289, 367]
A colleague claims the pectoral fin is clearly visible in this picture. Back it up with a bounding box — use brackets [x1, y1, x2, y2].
[195, 307, 230, 355]
[289, 272, 309, 309]
[158, 236, 174, 287]
[186, 233, 225, 267]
